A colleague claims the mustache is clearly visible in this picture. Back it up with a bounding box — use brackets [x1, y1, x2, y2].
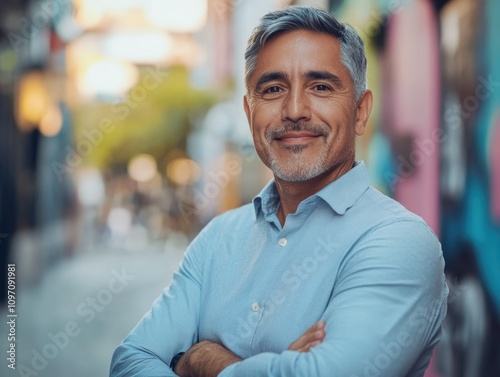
[266, 122, 330, 142]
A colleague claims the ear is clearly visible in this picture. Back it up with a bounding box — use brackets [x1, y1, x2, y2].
[354, 89, 373, 136]
[243, 95, 252, 131]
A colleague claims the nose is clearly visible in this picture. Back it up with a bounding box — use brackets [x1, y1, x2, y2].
[281, 86, 311, 123]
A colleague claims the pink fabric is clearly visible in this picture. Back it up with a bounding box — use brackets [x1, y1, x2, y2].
[491, 113, 500, 222]
[385, 0, 441, 235]
[424, 352, 438, 377]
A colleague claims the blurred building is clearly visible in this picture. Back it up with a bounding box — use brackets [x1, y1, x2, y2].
[332, 1, 500, 376]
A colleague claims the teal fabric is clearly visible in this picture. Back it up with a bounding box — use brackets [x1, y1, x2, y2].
[463, 0, 500, 317]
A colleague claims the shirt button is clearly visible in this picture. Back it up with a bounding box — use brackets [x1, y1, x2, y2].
[278, 238, 287, 247]
[251, 302, 261, 312]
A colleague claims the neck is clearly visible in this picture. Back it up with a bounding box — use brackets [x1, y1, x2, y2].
[275, 160, 355, 226]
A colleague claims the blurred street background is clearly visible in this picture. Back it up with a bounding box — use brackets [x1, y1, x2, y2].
[0, 0, 499, 376]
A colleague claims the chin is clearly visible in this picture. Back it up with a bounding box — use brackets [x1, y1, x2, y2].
[272, 166, 327, 182]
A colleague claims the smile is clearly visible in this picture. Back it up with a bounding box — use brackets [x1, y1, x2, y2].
[274, 132, 322, 145]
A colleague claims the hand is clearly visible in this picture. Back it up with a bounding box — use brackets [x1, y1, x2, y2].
[174, 340, 241, 377]
[288, 321, 326, 352]
[174, 322, 325, 376]
[173, 348, 192, 377]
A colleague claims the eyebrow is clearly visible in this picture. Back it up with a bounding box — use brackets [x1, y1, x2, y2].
[253, 70, 344, 92]
[304, 71, 344, 89]
[254, 72, 289, 92]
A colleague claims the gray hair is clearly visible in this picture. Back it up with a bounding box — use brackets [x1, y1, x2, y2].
[245, 6, 367, 100]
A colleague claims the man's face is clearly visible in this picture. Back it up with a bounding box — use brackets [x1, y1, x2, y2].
[244, 30, 371, 182]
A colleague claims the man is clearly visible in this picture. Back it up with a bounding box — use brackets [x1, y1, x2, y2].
[110, 6, 448, 377]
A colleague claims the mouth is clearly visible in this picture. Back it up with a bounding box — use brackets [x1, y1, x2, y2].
[274, 131, 323, 145]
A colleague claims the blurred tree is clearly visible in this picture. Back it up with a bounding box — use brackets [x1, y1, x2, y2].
[73, 65, 216, 171]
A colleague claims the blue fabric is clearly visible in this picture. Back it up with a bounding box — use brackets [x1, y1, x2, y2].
[110, 162, 448, 377]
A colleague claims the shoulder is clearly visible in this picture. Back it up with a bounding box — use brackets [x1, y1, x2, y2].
[346, 185, 437, 242]
[361, 186, 426, 224]
[189, 203, 255, 246]
[181, 203, 255, 268]
[343, 186, 443, 273]
[209, 202, 256, 230]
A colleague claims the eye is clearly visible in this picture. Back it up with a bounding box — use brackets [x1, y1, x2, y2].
[264, 86, 282, 93]
[315, 84, 331, 91]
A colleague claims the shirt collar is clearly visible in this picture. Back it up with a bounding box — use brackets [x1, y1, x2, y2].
[253, 179, 280, 220]
[252, 161, 370, 218]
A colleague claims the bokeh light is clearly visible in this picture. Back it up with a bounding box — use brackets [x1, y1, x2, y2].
[145, 0, 208, 33]
[39, 106, 63, 137]
[76, 57, 139, 98]
[77, 168, 106, 207]
[167, 158, 201, 185]
[101, 31, 174, 65]
[16, 71, 49, 132]
[107, 207, 133, 235]
[128, 154, 158, 182]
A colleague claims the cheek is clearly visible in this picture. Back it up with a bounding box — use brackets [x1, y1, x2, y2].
[250, 103, 278, 134]
[315, 98, 352, 120]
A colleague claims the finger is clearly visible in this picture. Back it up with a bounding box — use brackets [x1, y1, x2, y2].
[293, 339, 323, 353]
[288, 321, 326, 351]
[302, 340, 322, 352]
[294, 322, 325, 348]
[292, 330, 325, 352]
[288, 328, 317, 350]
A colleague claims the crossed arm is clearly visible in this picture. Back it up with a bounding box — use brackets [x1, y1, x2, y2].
[174, 322, 326, 377]
[110, 221, 447, 377]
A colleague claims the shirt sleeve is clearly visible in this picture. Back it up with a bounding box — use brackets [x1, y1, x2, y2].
[109, 219, 215, 377]
[218, 220, 449, 377]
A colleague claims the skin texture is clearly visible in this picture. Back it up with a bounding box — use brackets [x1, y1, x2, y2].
[173, 341, 241, 377]
[174, 29, 372, 376]
[175, 322, 326, 377]
[244, 30, 372, 225]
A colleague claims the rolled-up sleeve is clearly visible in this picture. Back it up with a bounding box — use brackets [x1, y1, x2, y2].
[219, 220, 448, 377]
[110, 220, 214, 377]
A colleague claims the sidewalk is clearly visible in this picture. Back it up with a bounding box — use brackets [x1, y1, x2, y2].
[1, 245, 184, 377]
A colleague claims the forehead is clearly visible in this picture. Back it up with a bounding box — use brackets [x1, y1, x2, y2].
[250, 29, 348, 82]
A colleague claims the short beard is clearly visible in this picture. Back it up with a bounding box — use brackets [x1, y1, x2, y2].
[263, 122, 334, 182]
[270, 150, 332, 182]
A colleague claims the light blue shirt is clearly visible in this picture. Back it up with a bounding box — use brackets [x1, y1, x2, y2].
[110, 162, 448, 377]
